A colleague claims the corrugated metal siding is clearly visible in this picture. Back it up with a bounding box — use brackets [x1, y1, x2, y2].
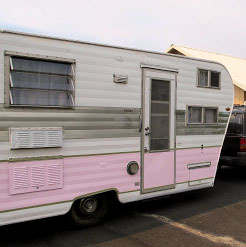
[0, 105, 140, 141]
[176, 135, 225, 149]
[176, 110, 230, 135]
[0, 138, 140, 161]
[0, 32, 234, 160]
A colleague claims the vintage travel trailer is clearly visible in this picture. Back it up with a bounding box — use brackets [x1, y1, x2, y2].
[0, 30, 233, 227]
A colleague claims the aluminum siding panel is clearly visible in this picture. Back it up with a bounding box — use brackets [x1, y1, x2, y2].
[0, 32, 234, 160]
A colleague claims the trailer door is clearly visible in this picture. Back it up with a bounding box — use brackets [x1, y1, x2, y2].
[141, 68, 176, 193]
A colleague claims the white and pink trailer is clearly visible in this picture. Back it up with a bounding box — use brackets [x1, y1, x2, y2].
[0, 30, 233, 226]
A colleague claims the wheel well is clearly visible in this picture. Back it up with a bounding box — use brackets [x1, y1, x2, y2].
[72, 189, 119, 205]
[102, 190, 119, 201]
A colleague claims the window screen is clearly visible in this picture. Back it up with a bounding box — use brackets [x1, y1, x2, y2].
[9, 57, 74, 108]
[150, 79, 170, 151]
[210, 71, 220, 88]
[198, 70, 208, 87]
[188, 107, 202, 123]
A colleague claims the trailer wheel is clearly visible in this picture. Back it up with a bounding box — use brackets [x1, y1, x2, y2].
[70, 194, 109, 227]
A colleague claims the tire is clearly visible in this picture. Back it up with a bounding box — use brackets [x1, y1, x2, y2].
[70, 194, 109, 227]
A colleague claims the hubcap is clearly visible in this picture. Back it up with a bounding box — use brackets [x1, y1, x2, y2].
[79, 197, 98, 214]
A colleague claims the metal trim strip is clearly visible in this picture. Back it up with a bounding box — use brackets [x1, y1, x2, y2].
[187, 161, 211, 169]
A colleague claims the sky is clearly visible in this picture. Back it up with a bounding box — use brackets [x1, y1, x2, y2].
[0, 0, 245, 58]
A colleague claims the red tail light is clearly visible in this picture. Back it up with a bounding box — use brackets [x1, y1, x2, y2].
[240, 138, 246, 151]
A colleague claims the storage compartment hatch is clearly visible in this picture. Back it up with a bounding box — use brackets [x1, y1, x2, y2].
[9, 159, 64, 195]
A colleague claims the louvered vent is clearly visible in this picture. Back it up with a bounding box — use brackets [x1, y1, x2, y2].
[13, 167, 29, 189]
[31, 165, 45, 187]
[9, 127, 63, 149]
[47, 164, 61, 185]
[9, 159, 63, 195]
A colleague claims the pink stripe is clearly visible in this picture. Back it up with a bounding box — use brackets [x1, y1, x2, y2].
[0, 147, 220, 212]
[0, 163, 8, 174]
[0, 153, 141, 211]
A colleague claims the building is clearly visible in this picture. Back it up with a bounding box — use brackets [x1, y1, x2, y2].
[166, 45, 246, 105]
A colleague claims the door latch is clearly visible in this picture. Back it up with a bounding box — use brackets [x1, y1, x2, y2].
[145, 127, 150, 136]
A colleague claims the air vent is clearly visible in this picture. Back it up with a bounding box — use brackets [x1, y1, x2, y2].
[31, 165, 45, 187]
[12, 166, 29, 189]
[9, 159, 64, 195]
[9, 127, 63, 149]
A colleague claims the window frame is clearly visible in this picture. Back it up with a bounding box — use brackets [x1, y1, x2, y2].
[187, 106, 203, 124]
[186, 105, 219, 125]
[197, 68, 221, 89]
[4, 50, 76, 109]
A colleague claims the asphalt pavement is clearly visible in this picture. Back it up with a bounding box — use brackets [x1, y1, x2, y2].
[1, 166, 245, 247]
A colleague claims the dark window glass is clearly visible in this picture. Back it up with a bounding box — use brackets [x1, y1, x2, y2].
[11, 72, 73, 91]
[198, 70, 208, 87]
[10, 57, 74, 108]
[204, 108, 217, 123]
[150, 80, 170, 151]
[151, 102, 169, 114]
[188, 107, 202, 123]
[150, 139, 169, 151]
[151, 116, 169, 139]
[210, 72, 220, 88]
[12, 57, 72, 75]
[151, 79, 169, 101]
[11, 88, 72, 107]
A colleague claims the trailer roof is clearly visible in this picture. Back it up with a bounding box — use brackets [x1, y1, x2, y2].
[0, 29, 228, 68]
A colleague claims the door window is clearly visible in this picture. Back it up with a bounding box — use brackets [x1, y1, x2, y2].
[150, 79, 170, 151]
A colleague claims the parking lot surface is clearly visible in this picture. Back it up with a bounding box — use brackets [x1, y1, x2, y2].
[1, 166, 246, 247]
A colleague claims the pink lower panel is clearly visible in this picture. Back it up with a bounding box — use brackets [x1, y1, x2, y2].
[144, 151, 174, 190]
[0, 147, 221, 212]
[0, 153, 140, 212]
[176, 147, 221, 183]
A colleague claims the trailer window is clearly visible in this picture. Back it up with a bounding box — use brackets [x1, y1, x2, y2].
[8, 57, 75, 108]
[210, 71, 220, 88]
[188, 106, 202, 123]
[204, 108, 217, 123]
[198, 70, 208, 87]
[150, 79, 170, 151]
[188, 106, 218, 124]
[198, 69, 220, 89]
